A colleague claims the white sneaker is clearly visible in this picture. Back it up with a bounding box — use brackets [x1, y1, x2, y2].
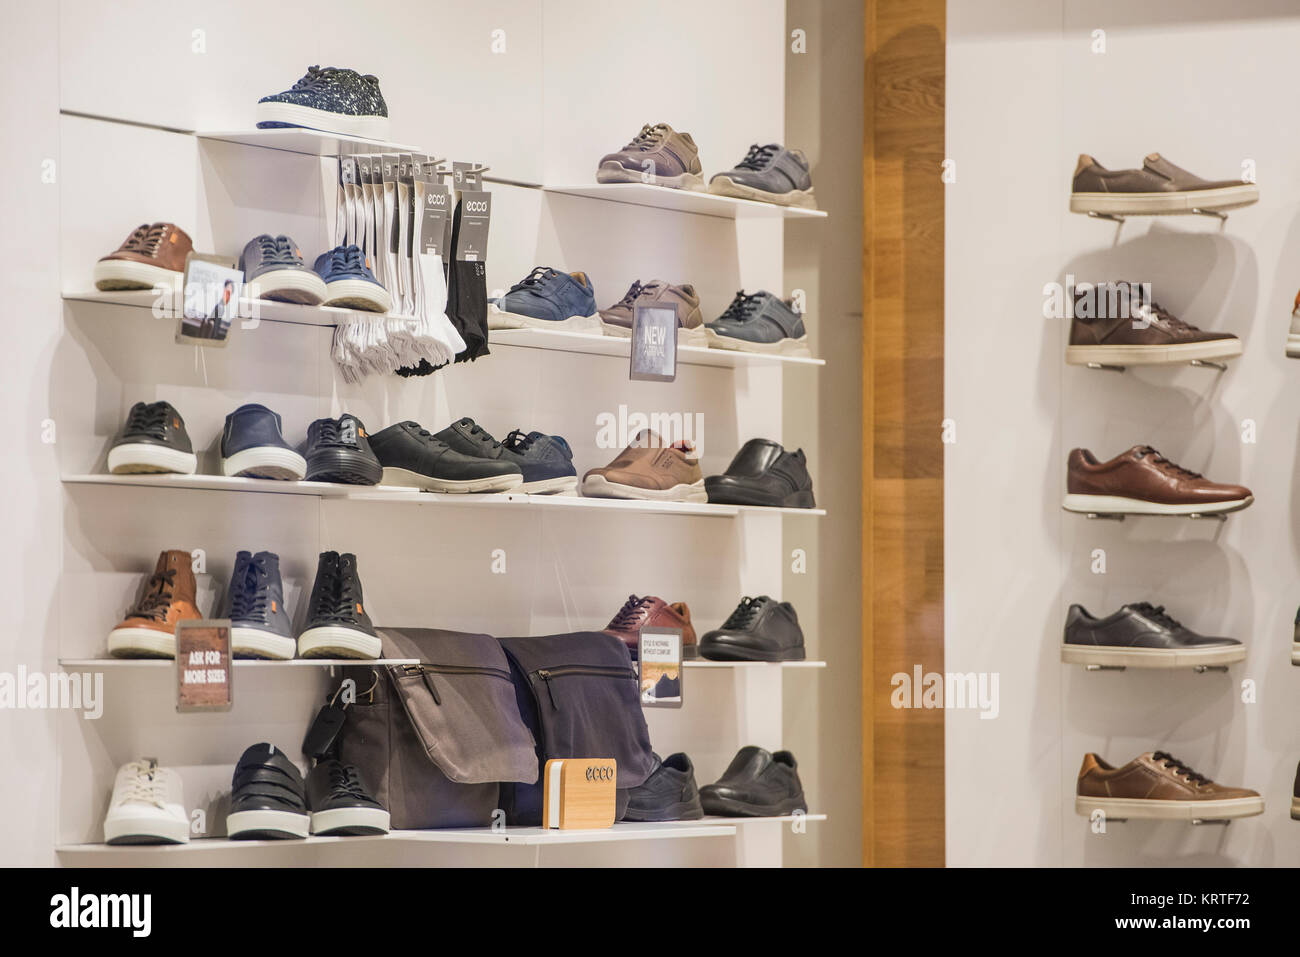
[102, 759, 190, 845]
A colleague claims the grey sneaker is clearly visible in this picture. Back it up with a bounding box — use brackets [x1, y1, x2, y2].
[596, 123, 704, 190]
[599, 280, 705, 346]
[1070, 153, 1258, 216]
[705, 291, 809, 356]
[708, 144, 816, 208]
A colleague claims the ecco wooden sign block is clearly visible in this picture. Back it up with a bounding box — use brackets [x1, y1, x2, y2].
[543, 758, 617, 829]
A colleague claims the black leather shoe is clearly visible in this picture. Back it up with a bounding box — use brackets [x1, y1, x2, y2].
[306, 760, 390, 835]
[700, 596, 805, 662]
[302, 414, 382, 485]
[227, 743, 309, 839]
[700, 746, 806, 817]
[370, 420, 523, 493]
[623, 753, 704, 822]
[1062, 602, 1243, 668]
[705, 438, 814, 508]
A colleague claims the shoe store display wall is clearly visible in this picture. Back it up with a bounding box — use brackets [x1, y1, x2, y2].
[0, 0, 868, 868]
[947, 0, 1300, 866]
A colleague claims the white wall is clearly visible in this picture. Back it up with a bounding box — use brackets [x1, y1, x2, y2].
[0, 0, 850, 866]
[947, 0, 1300, 866]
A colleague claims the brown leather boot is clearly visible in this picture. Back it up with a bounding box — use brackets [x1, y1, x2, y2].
[602, 594, 698, 660]
[93, 223, 193, 291]
[108, 550, 202, 658]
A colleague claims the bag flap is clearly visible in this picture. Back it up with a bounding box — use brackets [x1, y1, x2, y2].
[379, 628, 538, 785]
[498, 632, 655, 789]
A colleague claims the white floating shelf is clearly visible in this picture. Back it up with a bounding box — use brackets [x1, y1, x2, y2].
[56, 820, 739, 859]
[684, 659, 827, 669]
[543, 183, 828, 220]
[63, 289, 393, 329]
[488, 327, 824, 368]
[59, 658, 418, 669]
[63, 476, 824, 519]
[195, 127, 421, 157]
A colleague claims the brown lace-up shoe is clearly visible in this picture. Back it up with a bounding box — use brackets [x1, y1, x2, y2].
[596, 123, 704, 191]
[1066, 281, 1240, 366]
[582, 429, 705, 502]
[1076, 752, 1263, 820]
[602, 594, 698, 660]
[94, 223, 193, 291]
[107, 550, 202, 658]
[1063, 445, 1252, 516]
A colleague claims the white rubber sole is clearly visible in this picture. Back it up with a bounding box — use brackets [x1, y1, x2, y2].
[708, 176, 817, 209]
[93, 259, 182, 292]
[1069, 183, 1259, 216]
[519, 475, 578, 495]
[231, 626, 296, 660]
[322, 277, 391, 313]
[488, 304, 602, 333]
[222, 445, 306, 481]
[227, 808, 310, 840]
[310, 806, 390, 835]
[108, 443, 197, 475]
[1292, 795, 1300, 820]
[255, 101, 391, 141]
[297, 625, 381, 660]
[1062, 493, 1252, 516]
[1075, 794, 1263, 820]
[380, 465, 523, 494]
[1289, 642, 1300, 666]
[595, 162, 705, 190]
[246, 268, 327, 305]
[107, 627, 175, 658]
[1066, 339, 1242, 365]
[104, 811, 189, 845]
[1062, 643, 1245, 668]
[705, 327, 811, 356]
[582, 474, 707, 503]
[601, 320, 708, 347]
[1286, 331, 1300, 359]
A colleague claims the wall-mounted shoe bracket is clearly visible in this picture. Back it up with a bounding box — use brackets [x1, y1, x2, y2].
[1084, 358, 1228, 373]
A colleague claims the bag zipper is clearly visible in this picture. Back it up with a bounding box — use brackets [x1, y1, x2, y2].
[533, 665, 636, 710]
[398, 662, 513, 707]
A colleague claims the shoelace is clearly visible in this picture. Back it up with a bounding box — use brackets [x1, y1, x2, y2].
[721, 596, 766, 630]
[511, 266, 559, 292]
[504, 429, 537, 453]
[622, 123, 668, 151]
[131, 569, 178, 621]
[124, 223, 170, 257]
[717, 291, 763, 323]
[1130, 602, 1181, 630]
[609, 595, 654, 630]
[1132, 445, 1201, 479]
[256, 235, 300, 267]
[613, 280, 645, 308]
[292, 65, 342, 92]
[457, 418, 503, 451]
[121, 762, 167, 807]
[1151, 751, 1211, 786]
[316, 417, 359, 448]
[327, 763, 371, 800]
[123, 403, 170, 440]
[230, 559, 270, 621]
[312, 565, 364, 624]
[736, 143, 779, 171]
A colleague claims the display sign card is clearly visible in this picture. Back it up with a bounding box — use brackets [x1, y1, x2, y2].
[630, 303, 679, 381]
[638, 626, 683, 708]
[178, 257, 243, 346]
[175, 620, 232, 713]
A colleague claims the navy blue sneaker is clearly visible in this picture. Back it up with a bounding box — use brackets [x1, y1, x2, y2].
[487, 267, 600, 333]
[705, 290, 809, 357]
[221, 404, 306, 480]
[708, 144, 816, 209]
[224, 551, 295, 660]
[302, 415, 382, 485]
[502, 429, 578, 494]
[313, 245, 392, 313]
[255, 66, 390, 141]
[239, 234, 327, 305]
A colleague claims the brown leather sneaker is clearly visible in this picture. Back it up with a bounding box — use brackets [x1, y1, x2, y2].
[599, 280, 705, 346]
[596, 123, 704, 190]
[108, 549, 202, 658]
[93, 223, 193, 291]
[1076, 752, 1263, 820]
[1063, 445, 1252, 516]
[602, 594, 699, 660]
[1066, 281, 1241, 366]
[1070, 153, 1258, 216]
[582, 429, 705, 502]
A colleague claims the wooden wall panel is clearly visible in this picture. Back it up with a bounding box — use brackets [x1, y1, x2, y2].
[862, 0, 945, 867]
